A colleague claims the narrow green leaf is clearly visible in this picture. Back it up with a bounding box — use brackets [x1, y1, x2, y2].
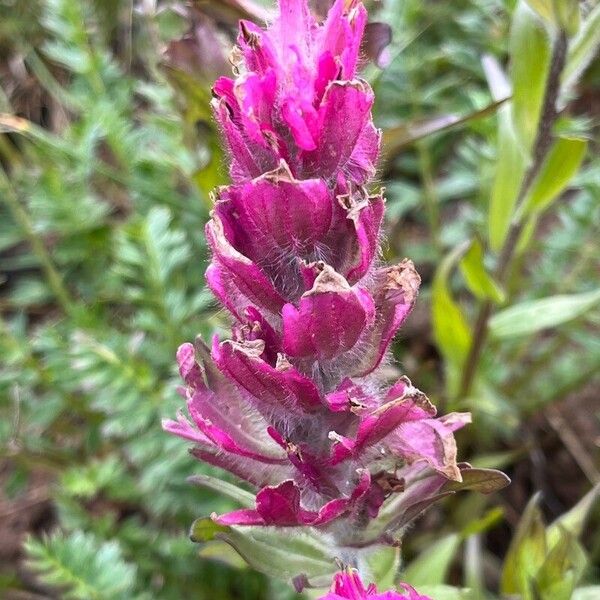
[547, 485, 600, 550]
[459, 240, 506, 304]
[188, 474, 255, 507]
[555, 0, 580, 36]
[521, 137, 588, 215]
[488, 105, 526, 251]
[461, 507, 506, 538]
[481, 49, 527, 253]
[432, 243, 472, 393]
[500, 494, 547, 597]
[489, 289, 600, 338]
[464, 535, 484, 600]
[510, 1, 552, 153]
[516, 212, 540, 255]
[366, 545, 400, 589]
[443, 468, 511, 495]
[403, 534, 461, 586]
[562, 3, 600, 97]
[523, 0, 555, 23]
[382, 100, 507, 159]
[535, 530, 587, 600]
[525, 0, 579, 34]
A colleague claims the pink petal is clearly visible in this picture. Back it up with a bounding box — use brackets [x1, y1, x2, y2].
[354, 260, 421, 377]
[176, 342, 204, 389]
[301, 80, 375, 182]
[282, 266, 375, 359]
[211, 97, 266, 182]
[162, 412, 209, 444]
[319, 569, 433, 600]
[335, 187, 385, 283]
[324, 378, 377, 413]
[346, 119, 381, 185]
[386, 413, 472, 481]
[212, 337, 323, 415]
[281, 97, 319, 151]
[206, 214, 286, 317]
[233, 306, 282, 365]
[214, 471, 371, 527]
[235, 71, 278, 148]
[321, 0, 368, 79]
[237, 20, 278, 76]
[215, 164, 334, 269]
[330, 382, 436, 464]
[191, 446, 291, 488]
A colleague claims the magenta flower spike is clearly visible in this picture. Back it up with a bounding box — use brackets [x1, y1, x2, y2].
[164, 0, 509, 589]
[319, 569, 431, 600]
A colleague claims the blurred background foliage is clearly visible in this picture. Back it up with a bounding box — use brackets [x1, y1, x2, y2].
[0, 0, 598, 598]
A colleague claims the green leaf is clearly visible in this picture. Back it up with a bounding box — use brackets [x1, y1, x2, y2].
[521, 137, 588, 215]
[489, 289, 600, 338]
[535, 530, 587, 600]
[366, 545, 400, 589]
[488, 104, 526, 251]
[555, 0, 580, 36]
[523, 0, 554, 23]
[189, 517, 231, 542]
[562, 2, 600, 97]
[461, 507, 505, 538]
[431, 242, 472, 393]
[516, 212, 540, 255]
[524, 0, 579, 34]
[443, 468, 511, 495]
[482, 50, 527, 254]
[197, 540, 247, 570]
[24, 531, 136, 600]
[459, 240, 505, 304]
[188, 474, 255, 508]
[510, 1, 552, 154]
[214, 526, 335, 583]
[382, 100, 507, 160]
[547, 484, 600, 550]
[500, 494, 547, 598]
[403, 534, 461, 586]
[414, 585, 473, 600]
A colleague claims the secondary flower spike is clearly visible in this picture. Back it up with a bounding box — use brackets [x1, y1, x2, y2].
[163, 0, 503, 564]
[319, 569, 431, 600]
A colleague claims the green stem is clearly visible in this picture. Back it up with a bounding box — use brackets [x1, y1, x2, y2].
[457, 30, 569, 399]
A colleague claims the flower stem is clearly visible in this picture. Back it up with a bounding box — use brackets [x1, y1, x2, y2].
[458, 30, 569, 400]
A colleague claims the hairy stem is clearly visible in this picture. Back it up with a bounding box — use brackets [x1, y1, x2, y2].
[458, 30, 569, 399]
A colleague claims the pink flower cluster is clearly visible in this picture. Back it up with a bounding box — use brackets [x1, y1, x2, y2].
[164, 0, 472, 557]
[320, 569, 431, 600]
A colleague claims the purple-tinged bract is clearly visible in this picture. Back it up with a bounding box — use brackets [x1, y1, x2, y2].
[164, 0, 473, 548]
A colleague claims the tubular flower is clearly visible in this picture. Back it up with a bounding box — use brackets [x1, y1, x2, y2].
[319, 569, 431, 600]
[164, 0, 473, 546]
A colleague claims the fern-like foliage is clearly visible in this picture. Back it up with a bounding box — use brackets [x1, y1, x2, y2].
[24, 531, 137, 600]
